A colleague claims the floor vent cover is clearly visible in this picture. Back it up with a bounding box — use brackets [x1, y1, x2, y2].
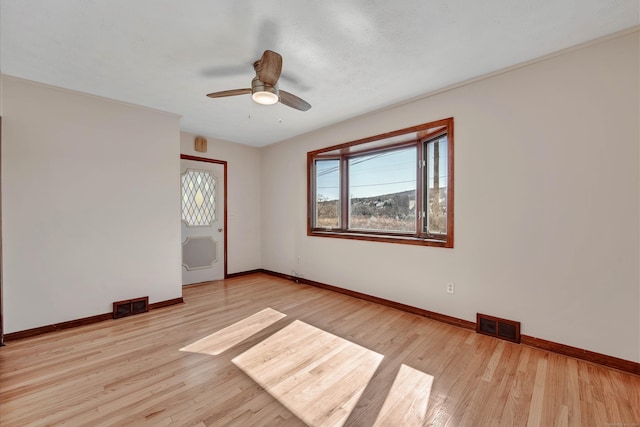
[113, 297, 149, 319]
[476, 313, 521, 343]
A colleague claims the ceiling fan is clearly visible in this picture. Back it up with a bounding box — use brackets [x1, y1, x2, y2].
[206, 50, 311, 111]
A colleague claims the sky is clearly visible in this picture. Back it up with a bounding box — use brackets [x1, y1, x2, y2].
[315, 137, 447, 201]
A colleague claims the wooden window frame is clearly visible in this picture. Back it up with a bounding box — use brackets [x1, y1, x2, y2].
[307, 117, 454, 248]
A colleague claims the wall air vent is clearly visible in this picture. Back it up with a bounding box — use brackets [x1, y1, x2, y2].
[476, 313, 521, 343]
[113, 297, 149, 319]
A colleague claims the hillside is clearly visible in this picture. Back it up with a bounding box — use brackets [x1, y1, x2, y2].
[316, 188, 447, 232]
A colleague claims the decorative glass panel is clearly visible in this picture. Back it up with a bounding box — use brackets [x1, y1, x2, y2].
[182, 169, 216, 226]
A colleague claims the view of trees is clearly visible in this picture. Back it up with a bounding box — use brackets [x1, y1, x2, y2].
[316, 188, 447, 234]
[349, 190, 416, 231]
[316, 195, 339, 227]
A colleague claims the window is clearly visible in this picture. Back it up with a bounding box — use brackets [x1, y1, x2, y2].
[308, 118, 453, 247]
[181, 169, 216, 226]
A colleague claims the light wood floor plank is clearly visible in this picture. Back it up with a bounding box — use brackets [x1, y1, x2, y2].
[372, 363, 433, 426]
[180, 307, 286, 356]
[1, 273, 639, 426]
[233, 320, 383, 427]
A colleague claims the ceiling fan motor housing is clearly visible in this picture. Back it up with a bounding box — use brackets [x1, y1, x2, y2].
[251, 76, 279, 105]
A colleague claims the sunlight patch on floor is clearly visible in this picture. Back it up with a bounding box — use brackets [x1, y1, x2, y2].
[180, 310, 434, 425]
[179, 307, 286, 355]
[373, 363, 434, 426]
[232, 320, 384, 427]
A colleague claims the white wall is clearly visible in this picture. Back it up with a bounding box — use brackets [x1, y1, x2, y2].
[2, 76, 182, 333]
[261, 31, 640, 362]
[180, 132, 261, 274]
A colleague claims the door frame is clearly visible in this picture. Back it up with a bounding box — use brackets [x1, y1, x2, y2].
[1, 116, 4, 345]
[180, 154, 228, 279]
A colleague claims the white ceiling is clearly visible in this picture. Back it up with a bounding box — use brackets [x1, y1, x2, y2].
[1, 1, 638, 147]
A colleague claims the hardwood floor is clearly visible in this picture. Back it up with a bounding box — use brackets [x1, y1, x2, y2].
[1, 273, 638, 426]
[232, 319, 384, 426]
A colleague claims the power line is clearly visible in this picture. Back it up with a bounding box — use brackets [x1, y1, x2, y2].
[351, 180, 415, 188]
[318, 175, 447, 190]
[316, 150, 411, 177]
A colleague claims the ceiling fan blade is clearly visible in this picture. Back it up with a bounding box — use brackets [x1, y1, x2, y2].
[279, 90, 311, 111]
[255, 50, 282, 86]
[206, 88, 252, 98]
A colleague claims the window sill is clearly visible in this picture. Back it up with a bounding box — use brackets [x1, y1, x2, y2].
[308, 229, 453, 248]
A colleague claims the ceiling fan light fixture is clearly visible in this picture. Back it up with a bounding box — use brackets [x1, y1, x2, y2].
[251, 77, 279, 105]
[252, 90, 279, 105]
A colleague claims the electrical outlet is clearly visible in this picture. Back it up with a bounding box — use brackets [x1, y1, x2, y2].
[447, 283, 455, 294]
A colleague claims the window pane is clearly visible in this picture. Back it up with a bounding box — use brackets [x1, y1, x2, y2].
[315, 159, 340, 228]
[348, 147, 417, 232]
[425, 136, 447, 235]
[181, 169, 216, 226]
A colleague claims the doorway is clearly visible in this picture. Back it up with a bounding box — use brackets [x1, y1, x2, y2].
[1, 117, 3, 345]
[180, 154, 227, 284]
